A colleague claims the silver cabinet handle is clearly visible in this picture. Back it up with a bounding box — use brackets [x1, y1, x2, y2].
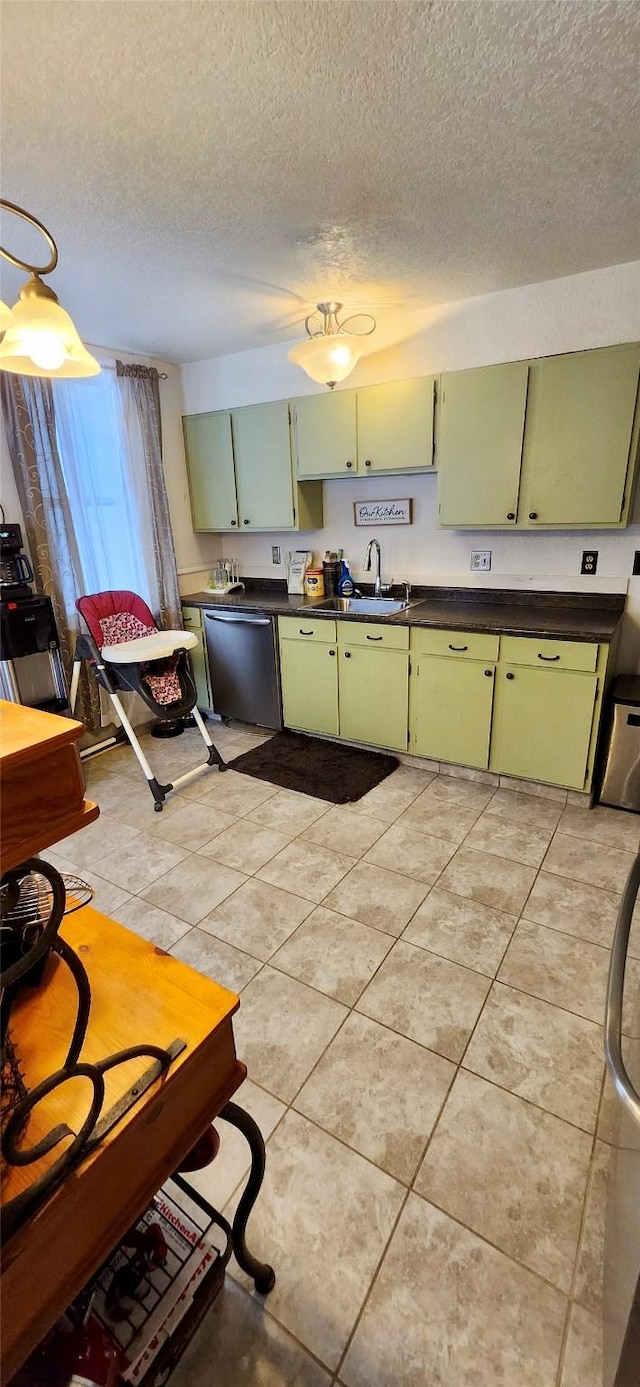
[604, 853, 640, 1127]
[204, 612, 271, 626]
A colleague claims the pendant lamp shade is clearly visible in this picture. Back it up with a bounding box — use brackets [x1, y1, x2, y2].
[0, 199, 100, 379]
[0, 285, 100, 378]
[288, 334, 363, 388]
[288, 300, 376, 389]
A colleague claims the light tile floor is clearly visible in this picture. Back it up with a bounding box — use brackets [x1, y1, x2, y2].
[49, 723, 640, 1386]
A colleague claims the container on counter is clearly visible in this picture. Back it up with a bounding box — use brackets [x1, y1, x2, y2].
[337, 561, 354, 596]
[323, 553, 342, 597]
[304, 568, 325, 598]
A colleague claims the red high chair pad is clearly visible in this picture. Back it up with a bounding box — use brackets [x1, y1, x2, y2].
[77, 590, 157, 646]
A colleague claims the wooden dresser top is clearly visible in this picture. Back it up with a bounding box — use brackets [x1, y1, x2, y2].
[0, 699, 85, 767]
[0, 699, 99, 874]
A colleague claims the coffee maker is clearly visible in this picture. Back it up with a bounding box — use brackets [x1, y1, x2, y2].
[0, 523, 68, 711]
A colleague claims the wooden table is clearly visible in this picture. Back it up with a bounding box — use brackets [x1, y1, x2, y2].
[1, 905, 247, 1380]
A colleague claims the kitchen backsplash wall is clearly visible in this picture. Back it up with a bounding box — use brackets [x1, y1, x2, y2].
[179, 258, 640, 670]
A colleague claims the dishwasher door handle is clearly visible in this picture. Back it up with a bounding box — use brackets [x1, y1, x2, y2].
[204, 612, 272, 626]
[604, 852, 640, 1127]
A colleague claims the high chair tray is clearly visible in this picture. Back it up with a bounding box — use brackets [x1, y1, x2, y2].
[101, 630, 198, 663]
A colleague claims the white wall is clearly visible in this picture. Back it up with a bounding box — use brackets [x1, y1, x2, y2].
[179, 260, 640, 671]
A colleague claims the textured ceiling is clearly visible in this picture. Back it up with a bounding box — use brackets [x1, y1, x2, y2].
[1, 0, 639, 363]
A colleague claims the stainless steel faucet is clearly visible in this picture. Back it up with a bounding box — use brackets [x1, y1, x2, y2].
[363, 538, 383, 596]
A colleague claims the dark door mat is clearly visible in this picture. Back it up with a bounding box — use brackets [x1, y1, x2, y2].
[229, 731, 399, 803]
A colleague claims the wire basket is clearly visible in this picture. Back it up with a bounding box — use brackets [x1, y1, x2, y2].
[1, 868, 94, 934]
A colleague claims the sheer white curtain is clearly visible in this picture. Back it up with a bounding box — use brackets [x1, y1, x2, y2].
[52, 371, 160, 611]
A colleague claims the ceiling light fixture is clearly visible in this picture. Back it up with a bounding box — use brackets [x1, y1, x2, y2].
[0, 199, 100, 378]
[288, 301, 376, 389]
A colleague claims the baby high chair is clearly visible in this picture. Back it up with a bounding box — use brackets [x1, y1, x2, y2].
[70, 589, 225, 810]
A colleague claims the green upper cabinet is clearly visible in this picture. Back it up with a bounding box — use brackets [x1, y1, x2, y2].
[518, 345, 640, 527]
[183, 403, 323, 532]
[183, 411, 238, 531]
[437, 344, 640, 530]
[232, 401, 294, 530]
[293, 391, 357, 478]
[356, 377, 437, 473]
[293, 378, 436, 479]
[437, 362, 529, 527]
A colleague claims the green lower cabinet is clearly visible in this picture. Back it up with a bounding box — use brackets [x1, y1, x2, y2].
[181, 605, 213, 711]
[339, 645, 409, 752]
[279, 638, 339, 737]
[489, 665, 598, 790]
[411, 656, 495, 768]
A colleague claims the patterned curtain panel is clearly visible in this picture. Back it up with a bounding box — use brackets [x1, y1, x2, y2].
[0, 373, 102, 733]
[115, 362, 181, 628]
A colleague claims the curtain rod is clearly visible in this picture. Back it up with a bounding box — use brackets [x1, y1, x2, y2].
[99, 362, 169, 379]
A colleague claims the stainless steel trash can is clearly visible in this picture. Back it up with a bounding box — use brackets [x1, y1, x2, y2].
[600, 675, 640, 813]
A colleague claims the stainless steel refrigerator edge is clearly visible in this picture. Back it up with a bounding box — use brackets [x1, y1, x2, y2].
[203, 609, 283, 730]
[604, 854, 640, 1385]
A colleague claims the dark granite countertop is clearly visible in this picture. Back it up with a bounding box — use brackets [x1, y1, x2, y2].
[182, 581, 625, 643]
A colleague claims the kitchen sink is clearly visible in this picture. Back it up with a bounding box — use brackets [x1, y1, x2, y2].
[308, 596, 412, 616]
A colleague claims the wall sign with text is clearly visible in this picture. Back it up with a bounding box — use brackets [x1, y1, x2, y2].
[353, 499, 413, 527]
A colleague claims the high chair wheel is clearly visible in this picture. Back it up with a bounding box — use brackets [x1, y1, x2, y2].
[154, 802, 163, 813]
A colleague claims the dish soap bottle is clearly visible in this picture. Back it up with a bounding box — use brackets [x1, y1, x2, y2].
[338, 560, 355, 597]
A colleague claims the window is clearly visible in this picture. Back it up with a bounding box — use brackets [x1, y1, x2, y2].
[53, 370, 157, 609]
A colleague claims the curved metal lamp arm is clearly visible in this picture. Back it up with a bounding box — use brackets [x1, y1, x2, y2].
[0, 198, 59, 276]
[303, 300, 377, 341]
[604, 852, 640, 1127]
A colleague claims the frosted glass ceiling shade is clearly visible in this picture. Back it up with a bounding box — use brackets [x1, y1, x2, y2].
[288, 334, 363, 388]
[0, 198, 100, 378]
[288, 300, 376, 388]
[0, 287, 100, 378]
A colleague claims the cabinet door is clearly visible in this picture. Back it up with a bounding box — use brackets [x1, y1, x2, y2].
[490, 666, 598, 789]
[232, 401, 295, 530]
[357, 377, 436, 472]
[412, 657, 495, 769]
[339, 646, 409, 751]
[183, 412, 238, 531]
[182, 606, 213, 710]
[437, 362, 529, 527]
[519, 345, 640, 526]
[280, 638, 339, 736]
[293, 392, 357, 478]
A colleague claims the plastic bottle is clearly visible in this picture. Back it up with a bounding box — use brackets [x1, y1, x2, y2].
[338, 561, 354, 596]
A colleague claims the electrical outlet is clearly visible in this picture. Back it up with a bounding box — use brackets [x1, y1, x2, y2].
[271, 545, 282, 565]
[581, 550, 598, 575]
[633, 551, 640, 576]
[470, 550, 491, 571]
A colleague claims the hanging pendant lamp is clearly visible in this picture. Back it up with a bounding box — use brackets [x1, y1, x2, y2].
[288, 301, 376, 389]
[0, 199, 100, 378]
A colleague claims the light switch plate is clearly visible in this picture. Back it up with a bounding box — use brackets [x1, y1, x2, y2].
[271, 545, 282, 565]
[470, 550, 491, 571]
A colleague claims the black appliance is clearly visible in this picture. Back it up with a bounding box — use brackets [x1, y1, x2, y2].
[0, 523, 68, 712]
[0, 521, 34, 597]
[203, 608, 283, 729]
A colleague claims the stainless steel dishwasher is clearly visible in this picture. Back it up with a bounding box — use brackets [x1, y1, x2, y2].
[203, 608, 283, 729]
